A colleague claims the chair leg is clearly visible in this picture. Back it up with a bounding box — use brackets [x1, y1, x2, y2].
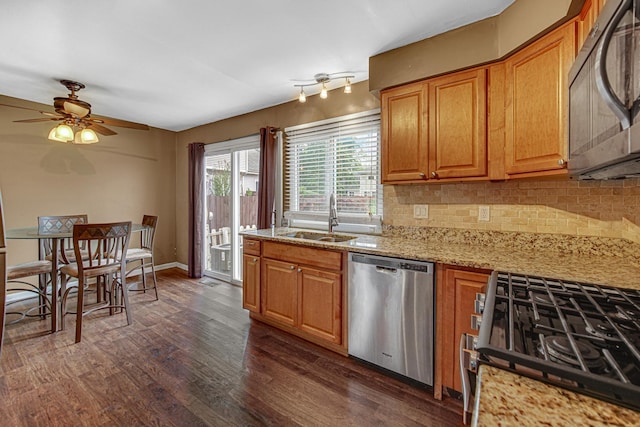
[141, 265, 147, 294]
[75, 278, 85, 343]
[150, 261, 159, 301]
[60, 273, 68, 331]
[120, 269, 132, 326]
[50, 270, 57, 334]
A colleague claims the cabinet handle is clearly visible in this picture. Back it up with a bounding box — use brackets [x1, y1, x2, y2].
[247, 241, 256, 246]
[298, 268, 302, 273]
[557, 159, 565, 166]
[431, 171, 438, 179]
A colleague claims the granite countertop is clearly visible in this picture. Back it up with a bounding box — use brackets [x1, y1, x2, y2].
[474, 365, 639, 426]
[242, 227, 640, 421]
[242, 227, 640, 290]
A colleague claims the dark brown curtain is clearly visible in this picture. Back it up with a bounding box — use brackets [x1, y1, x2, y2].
[188, 142, 205, 278]
[257, 127, 277, 229]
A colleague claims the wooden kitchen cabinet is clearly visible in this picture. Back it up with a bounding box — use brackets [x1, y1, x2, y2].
[381, 67, 489, 183]
[504, 22, 575, 177]
[298, 266, 342, 344]
[262, 258, 298, 326]
[255, 241, 346, 353]
[428, 68, 487, 180]
[435, 264, 489, 398]
[578, 0, 608, 50]
[242, 254, 261, 313]
[381, 81, 428, 183]
[242, 238, 261, 313]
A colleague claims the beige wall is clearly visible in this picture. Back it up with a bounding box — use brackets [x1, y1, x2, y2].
[384, 178, 640, 244]
[0, 95, 177, 266]
[369, 0, 581, 91]
[174, 81, 380, 264]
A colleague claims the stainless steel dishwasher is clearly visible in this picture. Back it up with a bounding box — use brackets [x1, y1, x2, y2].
[348, 253, 434, 386]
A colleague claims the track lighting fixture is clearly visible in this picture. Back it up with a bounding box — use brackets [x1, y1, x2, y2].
[294, 72, 355, 102]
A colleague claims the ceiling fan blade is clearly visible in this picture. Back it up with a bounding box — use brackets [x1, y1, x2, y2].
[0, 102, 57, 115]
[14, 117, 63, 123]
[87, 122, 117, 136]
[90, 117, 149, 131]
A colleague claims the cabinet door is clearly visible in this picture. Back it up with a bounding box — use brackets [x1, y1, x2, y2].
[298, 267, 342, 344]
[578, 0, 598, 50]
[262, 258, 297, 326]
[242, 254, 260, 313]
[381, 82, 429, 183]
[428, 68, 487, 180]
[441, 267, 488, 393]
[504, 22, 575, 176]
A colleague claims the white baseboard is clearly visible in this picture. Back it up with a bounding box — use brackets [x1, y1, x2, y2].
[5, 262, 183, 305]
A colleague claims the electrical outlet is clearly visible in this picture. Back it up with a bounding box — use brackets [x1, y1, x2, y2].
[478, 205, 490, 222]
[413, 204, 429, 219]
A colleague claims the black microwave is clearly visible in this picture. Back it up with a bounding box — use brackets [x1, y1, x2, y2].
[568, 0, 640, 180]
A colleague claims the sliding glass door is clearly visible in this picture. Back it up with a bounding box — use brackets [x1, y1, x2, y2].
[204, 136, 260, 283]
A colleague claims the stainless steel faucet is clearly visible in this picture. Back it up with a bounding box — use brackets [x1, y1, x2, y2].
[329, 193, 339, 233]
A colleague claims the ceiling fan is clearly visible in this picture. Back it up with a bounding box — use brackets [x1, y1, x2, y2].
[11, 79, 149, 143]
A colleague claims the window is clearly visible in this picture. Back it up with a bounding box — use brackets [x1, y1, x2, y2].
[284, 109, 382, 234]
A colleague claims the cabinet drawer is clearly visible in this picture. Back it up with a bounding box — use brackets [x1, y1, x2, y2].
[262, 241, 342, 271]
[243, 238, 261, 255]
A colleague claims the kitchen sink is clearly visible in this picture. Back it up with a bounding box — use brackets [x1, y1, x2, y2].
[282, 231, 356, 243]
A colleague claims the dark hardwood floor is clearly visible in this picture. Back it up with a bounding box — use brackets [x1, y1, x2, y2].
[0, 269, 463, 426]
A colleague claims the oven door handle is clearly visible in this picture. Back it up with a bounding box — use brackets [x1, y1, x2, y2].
[460, 333, 474, 425]
[594, 0, 633, 129]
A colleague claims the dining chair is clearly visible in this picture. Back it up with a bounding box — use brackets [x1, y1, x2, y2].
[59, 221, 132, 343]
[0, 193, 55, 334]
[125, 215, 159, 300]
[38, 215, 88, 265]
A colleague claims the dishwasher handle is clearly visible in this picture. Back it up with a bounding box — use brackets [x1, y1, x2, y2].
[375, 265, 398, 274]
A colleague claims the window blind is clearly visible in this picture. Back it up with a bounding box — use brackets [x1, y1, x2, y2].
[284, 110, 382, 232]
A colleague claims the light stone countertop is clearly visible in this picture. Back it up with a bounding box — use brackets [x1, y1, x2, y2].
[242, 227, 640, 290]
[243, 227, 640, 422]
[474, 365, 639, 426]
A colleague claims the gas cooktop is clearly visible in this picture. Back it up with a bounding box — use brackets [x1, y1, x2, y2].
[476, 271, 640, 412]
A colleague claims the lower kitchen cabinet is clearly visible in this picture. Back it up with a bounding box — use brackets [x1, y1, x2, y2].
[243, 239, 347, 354]
[242, 253, 261, 313]
[242, 238, 261, 313]
[298, 266, 342, 344]
[436, 264, 490, 398]
[262, 258, 297, 326]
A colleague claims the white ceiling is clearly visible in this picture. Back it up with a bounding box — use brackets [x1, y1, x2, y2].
[0, 0, 514, 132]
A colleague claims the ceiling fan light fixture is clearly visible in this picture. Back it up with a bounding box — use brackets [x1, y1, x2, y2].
[53, 124, 74, 142]
[48, 127, 69, 143]
[62, 100, 91, 118]
[79, 128, 99, 144]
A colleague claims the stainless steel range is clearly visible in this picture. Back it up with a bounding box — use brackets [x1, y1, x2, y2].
[462, 271, 640, 420]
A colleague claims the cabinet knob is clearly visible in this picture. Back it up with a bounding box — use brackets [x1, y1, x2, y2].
[419, 172, 426, 178]
[298, 268, 302, 273]
[431, 171, 438, 179]
[290, 265, 295, 270]
[557, 159, 565, 166]
[252, 257, 258, 263]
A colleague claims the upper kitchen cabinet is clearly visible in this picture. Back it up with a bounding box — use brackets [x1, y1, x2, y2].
[382, 68, 489, 184]
[504, 22, 575, 177]
[381, 82, 428, 183]
[578, 0, 608, 50]
[428, 68, 487, 180]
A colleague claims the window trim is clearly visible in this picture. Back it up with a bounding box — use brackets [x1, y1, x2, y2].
[283, 109, 382, 234]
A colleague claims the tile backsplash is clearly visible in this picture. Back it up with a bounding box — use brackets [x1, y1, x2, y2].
[383, 177, 640, 244]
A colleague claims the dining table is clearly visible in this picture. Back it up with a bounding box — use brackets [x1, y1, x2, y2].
[5, 223, 147, 333]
